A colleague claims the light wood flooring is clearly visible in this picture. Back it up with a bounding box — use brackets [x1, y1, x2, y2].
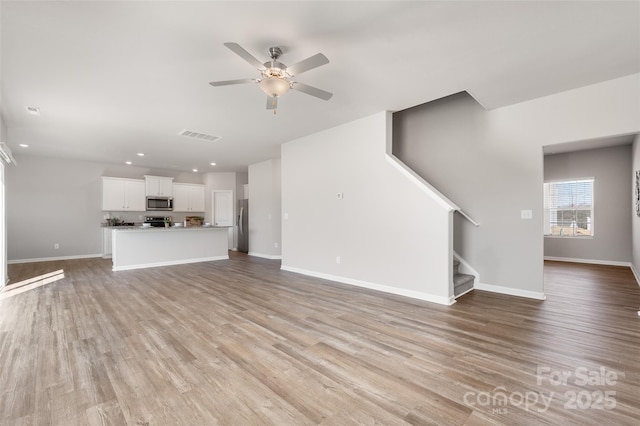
[1, 255, 639, 425]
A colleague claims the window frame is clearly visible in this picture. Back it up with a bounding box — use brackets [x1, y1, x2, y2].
[543, 177, 595, 239]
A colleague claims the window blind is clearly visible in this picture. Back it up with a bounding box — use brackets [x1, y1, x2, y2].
[544, 179, 594, 237]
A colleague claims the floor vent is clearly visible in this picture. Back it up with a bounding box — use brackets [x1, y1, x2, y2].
[178, 129, 221, 142]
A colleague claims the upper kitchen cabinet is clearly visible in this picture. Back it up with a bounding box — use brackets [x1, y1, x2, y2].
[144, 175, 174, 197]
[102, 177, 146, 211]
[173, 183, 205, 212]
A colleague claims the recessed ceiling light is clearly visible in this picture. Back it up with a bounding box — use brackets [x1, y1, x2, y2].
[25, 106, 40, 116]
[19, 144, 29, 148]
[210, 162, 216, 166]
[137, 152, 144, 157]
[192, 169, 198, 173]
[125, 161, 132, 165]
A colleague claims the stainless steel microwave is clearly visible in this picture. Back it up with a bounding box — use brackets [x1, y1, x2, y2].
[146, 196, 173, 211]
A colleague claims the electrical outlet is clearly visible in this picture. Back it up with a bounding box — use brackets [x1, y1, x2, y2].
[521, 209, 533, 219]
[274, 242, 279, 248]
[336, 256, 341, 264]
[337, 193, 344, 200]
[54, 243, 60, 249]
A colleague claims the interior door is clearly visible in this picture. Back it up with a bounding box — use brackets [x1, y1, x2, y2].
[213, 190, 233, 227]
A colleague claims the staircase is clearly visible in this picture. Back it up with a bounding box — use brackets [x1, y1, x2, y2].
[453, 259, 474, 297]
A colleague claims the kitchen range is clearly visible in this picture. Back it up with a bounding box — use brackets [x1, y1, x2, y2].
[144, 216, 172, 227]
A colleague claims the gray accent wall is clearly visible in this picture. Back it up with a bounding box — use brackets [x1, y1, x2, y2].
[6, 155, 105, 261]
[544, 145, 632, 263]
[391, 74, 639, 293]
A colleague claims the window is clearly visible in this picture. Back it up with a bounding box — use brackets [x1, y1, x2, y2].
[544, 178, 594, 237]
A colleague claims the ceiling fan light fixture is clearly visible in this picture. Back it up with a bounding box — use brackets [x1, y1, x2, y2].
[259, 76, 290, 97]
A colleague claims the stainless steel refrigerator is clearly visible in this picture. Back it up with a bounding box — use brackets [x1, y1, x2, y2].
[237, 199, 249, 253]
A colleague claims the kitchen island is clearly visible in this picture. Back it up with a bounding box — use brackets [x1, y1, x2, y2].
[111, 226, 229, 271]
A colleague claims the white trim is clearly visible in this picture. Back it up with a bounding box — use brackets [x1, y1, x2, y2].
[281, 264, 455, 306]
[112, 255, 228, 272]
[544, 256, 632, 267]
[248, 252, 282, 260]
[454, 287, 474, 299]
[475, 282, 546, 300]
[630, 264, 640, 287]
[383, 112, 457, 213]
[8, 253, 103, 264]
[384, 154, 457, 212]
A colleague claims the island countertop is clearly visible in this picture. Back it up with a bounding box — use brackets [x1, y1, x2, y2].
[112, 226, 231, 232]
[111, 226, 230, 271]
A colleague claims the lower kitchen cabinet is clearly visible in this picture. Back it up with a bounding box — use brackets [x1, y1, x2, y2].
[102, 228, 113, 258]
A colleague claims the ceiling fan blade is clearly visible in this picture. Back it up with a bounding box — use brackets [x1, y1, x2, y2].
[266, 96, 278, 110]
[291, 82, 333, 101]
[286, 53, 329, 76]
[209, 79, 256, 87]
[224, 42, 267, 71]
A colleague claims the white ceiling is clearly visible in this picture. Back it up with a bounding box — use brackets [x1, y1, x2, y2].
[2, 1, 639, 173]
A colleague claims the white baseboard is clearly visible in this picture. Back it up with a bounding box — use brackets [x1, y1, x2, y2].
[280, 265, 455, 306]
[112, 255, 228, 272]
[631, 264, 640, 287]
[248, 252, 282, 260]
[8, 253, 103, 264]
[475, 282, 546, 300]
[544, 256, 632, 267]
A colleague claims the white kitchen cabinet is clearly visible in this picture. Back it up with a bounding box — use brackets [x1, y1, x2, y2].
[102, 177, 146, 211]
[144, 175, 174, 197]
[173, 183, 205, 212]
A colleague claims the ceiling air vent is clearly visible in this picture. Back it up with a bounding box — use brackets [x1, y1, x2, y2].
[178, 129, 221, 142]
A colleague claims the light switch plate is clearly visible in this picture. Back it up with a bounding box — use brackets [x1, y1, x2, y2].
[521, 209, 533, 219]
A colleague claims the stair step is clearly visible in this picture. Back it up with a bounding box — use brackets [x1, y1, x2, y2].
[454, 272, 474, 297]
[453, 259, 460, 275]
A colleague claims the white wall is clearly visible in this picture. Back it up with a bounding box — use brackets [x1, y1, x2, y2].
[0, 1, 5, 285]
[632, 135, 640, 284]
[281, 112, 453, 304]
[392, 73, 640, 295]
[0, 117, 6, 142]
[248, 159, 281, 259]
[6, 155, 105, 261]
[544, 145, 632, 264]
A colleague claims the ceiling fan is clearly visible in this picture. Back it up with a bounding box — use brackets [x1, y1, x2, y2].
[209, 42, 332, 113]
